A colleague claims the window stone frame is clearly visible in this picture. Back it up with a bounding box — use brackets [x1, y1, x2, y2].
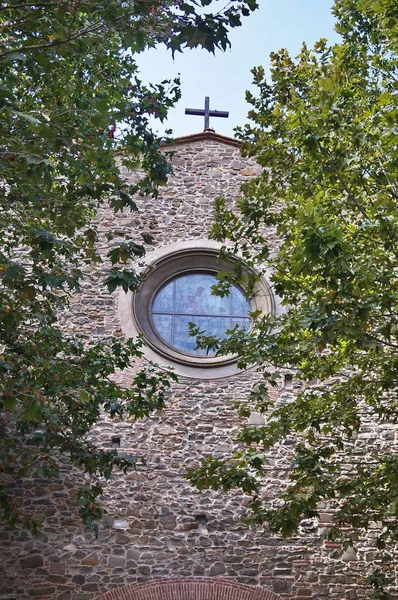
[118, 240, 275, 379]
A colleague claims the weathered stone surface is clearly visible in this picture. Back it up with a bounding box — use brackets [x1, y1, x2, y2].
[102, 514, 114, 527]
[108, 555, 126, 568]
[19, 554, 44, 569]
[81, 553, 99, 566]
[115, 533, 130, 544]
[113, 519, 128, 529]
[273, 579, 292, 594]
[239, 168, 256, 176]
[342, 547, 359, 562]
[209, 562, 226, 576]
[28, 587, 56, 596]
[81, 583, 99, 592]
[50, 563, 66, 574]
[0, 134, 396, 600]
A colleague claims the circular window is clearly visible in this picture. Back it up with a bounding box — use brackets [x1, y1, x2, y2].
[151, 272, 250, 356]
[119, 242, 275, 378]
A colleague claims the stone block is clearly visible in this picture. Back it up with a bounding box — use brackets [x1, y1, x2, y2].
[274, 568, 292, 576]
[48, 554, 61, 562]
[342, 547, 358, 562]
[102, 514, 114, 527]
[209, 562, 226, 576]
[81, 584, 99, 592]
[108, 555, 126, 568]
[28, 587, 56, 596]
[115, 533, 130, 544]
[296, 589, 313, 597]
[113, 519, 128, 529]
[50, 562, 66, 574]
[248, 411, 265, 425]
[273, 579, 293, 594]
[126, 549, 140, 560]
[81, 553, 99, 566]
[20, 555, 44, 569]
[160, 514, 177, 530]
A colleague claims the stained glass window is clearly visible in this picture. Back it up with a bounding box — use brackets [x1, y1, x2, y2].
[152, 273, 250, 355]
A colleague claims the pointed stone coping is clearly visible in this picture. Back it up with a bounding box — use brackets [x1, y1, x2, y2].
[163, 130, 242, 148]
[97, 578, 283, 600]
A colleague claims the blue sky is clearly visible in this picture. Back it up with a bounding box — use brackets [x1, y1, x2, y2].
[137, 1, 340, 138]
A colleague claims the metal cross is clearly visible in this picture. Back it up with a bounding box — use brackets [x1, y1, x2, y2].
[185, 96, 229, 130]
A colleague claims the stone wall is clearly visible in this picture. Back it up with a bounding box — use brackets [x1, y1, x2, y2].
[0, 132, 394, 600]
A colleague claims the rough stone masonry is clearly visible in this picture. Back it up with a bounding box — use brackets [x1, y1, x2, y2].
[0, 131, 395, 600]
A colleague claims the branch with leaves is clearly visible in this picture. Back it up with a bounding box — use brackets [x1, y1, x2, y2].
[0, 0, 258, 532]
[188, 0, 398, 595]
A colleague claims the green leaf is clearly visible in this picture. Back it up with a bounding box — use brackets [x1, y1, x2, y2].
[80, 390, 90, 403]
[2, 395, 17, 410]
[23, 402, 42, 422]
[14, 110, 41, 125]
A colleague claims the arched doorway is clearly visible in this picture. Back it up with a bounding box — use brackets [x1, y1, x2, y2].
[98, 577, 283, 600]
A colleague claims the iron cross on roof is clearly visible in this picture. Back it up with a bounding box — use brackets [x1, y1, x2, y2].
[185, 96, 229, 130]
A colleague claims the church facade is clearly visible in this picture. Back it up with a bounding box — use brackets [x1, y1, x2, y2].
[0, 130, 383, 600]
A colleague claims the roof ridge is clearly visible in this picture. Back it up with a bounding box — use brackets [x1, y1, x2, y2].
[163, 130, 241, 148]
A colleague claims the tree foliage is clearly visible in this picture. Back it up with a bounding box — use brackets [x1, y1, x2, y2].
[0, 0, 258, 533]
[188, 0, 398, 591]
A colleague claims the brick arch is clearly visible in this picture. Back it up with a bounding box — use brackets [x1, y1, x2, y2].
[98, 578, 283, 600]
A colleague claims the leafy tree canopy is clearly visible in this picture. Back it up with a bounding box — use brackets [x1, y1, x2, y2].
[188, 0, 398, 593]
[0, 0, 257, 533]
